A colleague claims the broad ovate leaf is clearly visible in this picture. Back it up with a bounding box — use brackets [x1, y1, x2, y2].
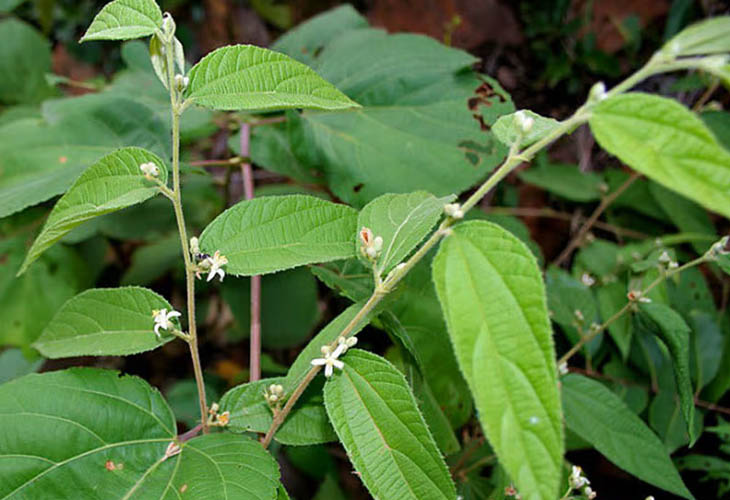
[357, 191, 453, 275]
[185, 45, 359, 112]
[0, 368, 280, 499]
[589, 92, 730, 219]
[638, 303, 696, 444]
[324, 349, 456, 500]
[662, 16, 730, 56]
[33, 287, 176, 358]
[18, 147, 168, 275]
[432, 220, 563, 500]
[492, 110, 561, 148]
[81, 0, 163, 42]
[220, 377, 337, 445]
[562, 374, 693, 499]
[199, 195, 358, 276]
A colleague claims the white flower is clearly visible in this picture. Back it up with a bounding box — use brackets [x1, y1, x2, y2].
[140, 162, 160, 178]
[569, 465, 590, 489]
[558, 361, 569, 375]
[205, 250, 228, 282]
[152, 308, 181, 338]
[311, 343, 346, 377]
[584, 486, 597, 499]
[658, 250, 671, 263]
[514, 110, 534, 133]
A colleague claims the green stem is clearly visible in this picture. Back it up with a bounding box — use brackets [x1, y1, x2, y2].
[557, 254, 711, 365]
[163, 35, 209, 433]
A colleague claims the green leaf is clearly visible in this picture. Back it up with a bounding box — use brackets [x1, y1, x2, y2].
[19, 147, 168, 275]
[324, 349, 456, 500]
[32, 287, 177, 358]
[81, 0, 163, 42]
[518, 153, 604, 202]
[590, 92, 730, 219]
[0, 19, 54, 104]
[562, 374, 693, 499]
[358, 191, 453, 275]
[0, 368, 280, 499]
[638, 303, 696, 444]
[221, 267, 321, 348]
[0, 0, 27, 13]
[271, 5, 368, 66]
[199, 195, 358, 276]
[185, 45, 359, 112]
[0, 238, 86, 348]
[219, 377, 337, 445]
[688, 310, 724, 391]
[662, 16, 730, 56]
[492, 110, 561, 148]
[286, 28, 513, 207]
[0, 94, 170, 219]
[432, 221, 563, 500]
[310, 258, 373, 302]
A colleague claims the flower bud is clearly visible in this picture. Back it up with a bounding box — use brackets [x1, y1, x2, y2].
[161, 12, 176, 40]
[588, 82, 607, 102]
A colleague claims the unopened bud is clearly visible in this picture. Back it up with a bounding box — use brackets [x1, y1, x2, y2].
[161, 12, 176, 39]
[589, 82, 607, 102]
[140, 162, 160, 178]
[174, 74, 189, 91]
[444, 203, 464, 219]
[190, 237, 200, 255]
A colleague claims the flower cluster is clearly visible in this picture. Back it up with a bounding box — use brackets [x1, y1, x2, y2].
[444, 203, 464, 219]
[189, 237, 229, 282]
[359, 227, 383, 260]
[264, 384, 284, 407]
[139, 162, 160, 179]
[152, 308, 181, 338]
[569, 465, 596, 499]
[311, 336, 358, 377]
[207, 402, 230, 427]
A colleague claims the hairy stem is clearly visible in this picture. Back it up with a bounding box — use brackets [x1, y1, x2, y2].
[558, 254, 710, 365]
[164, 37, 209, 433]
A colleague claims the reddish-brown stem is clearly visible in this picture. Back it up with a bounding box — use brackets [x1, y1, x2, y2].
[240, 123, 261, 382]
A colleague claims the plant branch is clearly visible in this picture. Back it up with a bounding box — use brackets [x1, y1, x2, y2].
[239, 122, 262, 382]
[164, 36, 209, 433]
[552, 172, 640, 267]
[259, 54, 709, 446]
[558, 253, 711, 365]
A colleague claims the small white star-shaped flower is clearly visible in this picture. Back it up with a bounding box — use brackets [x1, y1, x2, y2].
[152, 308, 181, 338]
[205, 250, 228, 282]
[569, 465, 590, 489]
[311, 343, 346, 377]
[140, 162, 160, 178]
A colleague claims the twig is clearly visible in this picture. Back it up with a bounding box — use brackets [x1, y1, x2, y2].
[558, 253, 711, 365]
[485, 206, 648, 239]
[188, 157, 247, 167]
[240, 122, 262, 383]
[552, 172, 640, 267]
